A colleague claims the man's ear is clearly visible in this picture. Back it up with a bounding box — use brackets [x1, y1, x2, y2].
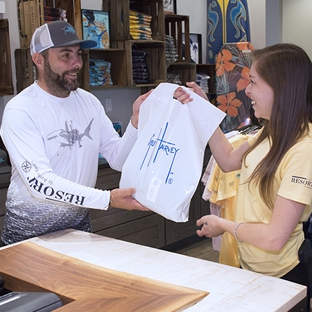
[32, 52, 44, 69]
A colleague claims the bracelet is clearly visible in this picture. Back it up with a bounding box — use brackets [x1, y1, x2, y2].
[234, 222, 244, 243]
[104, 195, 112, 210]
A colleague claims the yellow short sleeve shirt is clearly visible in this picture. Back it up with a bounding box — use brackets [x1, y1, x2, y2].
[236, 125, 312, 277]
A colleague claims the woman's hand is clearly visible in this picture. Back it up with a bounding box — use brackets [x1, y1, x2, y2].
[196, 215, 225, 238]
[173, 82, 208, 104]
[185, 82, 209, 101]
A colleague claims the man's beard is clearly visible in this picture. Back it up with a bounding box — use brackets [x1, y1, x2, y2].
[43, 60, 80, 95]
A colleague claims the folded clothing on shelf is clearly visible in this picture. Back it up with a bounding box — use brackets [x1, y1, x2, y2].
[132, 49, 150, 84]
[89, 59, 113, 87]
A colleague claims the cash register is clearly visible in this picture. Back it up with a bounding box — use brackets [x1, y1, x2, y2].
[0, 276, 63, 311]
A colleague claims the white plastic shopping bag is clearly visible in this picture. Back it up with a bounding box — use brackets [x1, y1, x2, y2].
[120, 83, 225, 222]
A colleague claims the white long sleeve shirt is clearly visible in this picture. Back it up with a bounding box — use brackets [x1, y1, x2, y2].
[0, 82, 137, 244]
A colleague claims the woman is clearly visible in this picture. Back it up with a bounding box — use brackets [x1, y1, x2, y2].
[174, 43, 312, 309]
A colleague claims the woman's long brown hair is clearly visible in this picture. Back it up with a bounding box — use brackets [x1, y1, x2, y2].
[243, 43, 312, 209]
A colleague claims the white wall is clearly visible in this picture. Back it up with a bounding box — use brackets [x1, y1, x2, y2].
[265, 0, 282, 46]
[282, 0, 312, 58]
[249, 0, 312, 59]
[247, 0, 266, 48]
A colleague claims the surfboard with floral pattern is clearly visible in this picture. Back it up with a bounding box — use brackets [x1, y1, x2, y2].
[215, 42, 255, 132]
[206, 0, 250, 64]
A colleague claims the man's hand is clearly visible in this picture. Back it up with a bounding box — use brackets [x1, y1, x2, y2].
[110, 188, 150, 211]
[131, 89, 154, 129]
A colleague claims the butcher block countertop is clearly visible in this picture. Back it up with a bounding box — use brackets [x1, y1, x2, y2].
[0, 242, 206, 311]
[0, 229, 307, 311]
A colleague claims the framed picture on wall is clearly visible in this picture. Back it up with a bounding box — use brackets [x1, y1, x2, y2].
[182, 33, 202, 64]
[82, 9, 110, 49]
[164, 0, 177, 14]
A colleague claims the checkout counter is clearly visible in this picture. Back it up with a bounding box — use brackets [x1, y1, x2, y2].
[0, 146, 308, 311]
[0, 229, 307, 311]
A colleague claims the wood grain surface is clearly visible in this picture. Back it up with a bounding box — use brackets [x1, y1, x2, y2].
[0, 242, 208, 311]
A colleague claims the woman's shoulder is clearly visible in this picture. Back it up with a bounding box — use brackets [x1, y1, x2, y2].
[289, 124, 312, 153]
[299, 123, 312, 143]
[247, 127, 264, 146]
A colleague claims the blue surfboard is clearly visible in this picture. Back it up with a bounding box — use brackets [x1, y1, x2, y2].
[206, 0, 250, 64]
[225, 0, 250, 43]
[207, 0, 223, 64]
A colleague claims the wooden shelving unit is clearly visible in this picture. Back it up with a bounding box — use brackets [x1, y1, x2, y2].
[165, 14, 190, 63]
[0, 19, 13, 95]
[125, 40, 166, 86]
[15, 0, 206, 91]
[17, 0, 83, 49]
[167, 63, 196, 85]
[81, 49, 128, 91]
[196, 63, 216, 98]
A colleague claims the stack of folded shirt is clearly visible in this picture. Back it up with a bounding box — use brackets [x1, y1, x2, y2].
[44, 6, 67, 23]
[132, 49, 149, 84]
[165, 35, 178, 63]
[89, 59, 113, 87]
[196, 72, 210, 93]
[129, 10, 152, 40]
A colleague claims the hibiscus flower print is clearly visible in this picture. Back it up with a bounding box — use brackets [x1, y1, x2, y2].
[216, 49, 236, 77]
[217, 92, 242, 117]
[237, 42, 255, 51]
[237, 66, 250, 92]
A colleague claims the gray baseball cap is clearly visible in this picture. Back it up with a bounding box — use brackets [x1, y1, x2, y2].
[30, 21, 97, 55]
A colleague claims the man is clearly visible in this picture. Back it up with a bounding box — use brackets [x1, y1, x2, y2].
[0, 21, 150, 245]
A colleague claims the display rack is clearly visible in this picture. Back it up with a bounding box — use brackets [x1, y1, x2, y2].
[14, 0, 205, 90]
[0, 19, 13, 95]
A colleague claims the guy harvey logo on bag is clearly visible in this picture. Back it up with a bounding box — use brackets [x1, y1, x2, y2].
[291, 175, 312, 189]
[141, 122, 179, 184]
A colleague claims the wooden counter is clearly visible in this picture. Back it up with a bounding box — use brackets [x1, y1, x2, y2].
[0, 229, 306, 311]
[0, 240, 206, 311]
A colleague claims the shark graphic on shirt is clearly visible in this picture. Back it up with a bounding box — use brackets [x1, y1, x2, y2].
[46, 118, 94, 155]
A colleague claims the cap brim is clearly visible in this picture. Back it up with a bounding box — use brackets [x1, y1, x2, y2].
[54, 39, 97, 50]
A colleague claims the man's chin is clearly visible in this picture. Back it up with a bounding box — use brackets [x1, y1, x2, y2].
[64, 79, 79, 91]
[70, 84, 79, 91]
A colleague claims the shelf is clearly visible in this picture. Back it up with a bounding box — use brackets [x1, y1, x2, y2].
[167, 63, 196, 85]
[17, 0, 82, 49]
[14, 1, 197, 93]
[81, 49, 127, 91]
[167, 62, 196, 68]
[109, 0, 165, 45]
[196, 63, 216, 96]
[0, 19, 13, 95]
[165, 14, 190, 62]
[125, 40, 166, 86]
